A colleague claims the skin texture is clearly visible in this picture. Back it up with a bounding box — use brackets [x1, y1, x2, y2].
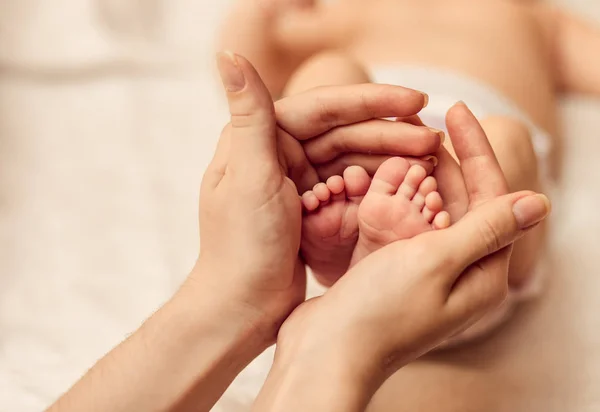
[253, 103, 551, 412]
[217, 0, 569, 294]
[45, 56, 439, 412]
[222, 0, 600, 136]
[47, 57, 551, 412]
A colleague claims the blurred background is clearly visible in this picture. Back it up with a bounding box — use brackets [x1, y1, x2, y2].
[0, 0, 599, 411]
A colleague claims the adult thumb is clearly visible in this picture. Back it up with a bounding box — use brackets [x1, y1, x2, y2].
[442, 191, 551, 274]
[217, 52, 278, 168]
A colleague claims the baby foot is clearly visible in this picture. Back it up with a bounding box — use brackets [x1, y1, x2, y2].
[301, 166, 371, 287]
[351, 157, 451, 266]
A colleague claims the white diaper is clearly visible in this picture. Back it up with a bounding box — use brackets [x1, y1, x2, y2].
[370, 66, 553, 346]
[370, 66, 554, 187]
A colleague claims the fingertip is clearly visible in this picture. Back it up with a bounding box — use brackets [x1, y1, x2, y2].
[217, 51, 246, 93]
[446, 100, 467, 122]
[422, 93, 429, 108]
[446, 101, 477, 129]
[451, 100, 469, 111]
[420, 155, 439, 168]
[427, 128, 446, 146]
[512, 193, 551, 229]
[433, 211, 451, 230]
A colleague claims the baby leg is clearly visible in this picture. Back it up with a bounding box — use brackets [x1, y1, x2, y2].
[440, 115, 546, 347]
[445, 115, 545, 290]
[283, 51, 371, 96]
[478, 116, 546, 291]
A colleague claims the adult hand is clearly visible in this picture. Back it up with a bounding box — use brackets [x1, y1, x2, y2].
[193, 52, 443, 344]
[253, 103, 551, 412]
[276, 83, 442, 193]
[47, 54, 443, 412]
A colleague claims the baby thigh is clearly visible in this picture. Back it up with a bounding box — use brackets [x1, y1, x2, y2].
[449, 115, 546, 289]
[283, 51, 371, 96]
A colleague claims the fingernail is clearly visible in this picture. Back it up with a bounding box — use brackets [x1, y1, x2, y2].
[513, 194, 551, 229]
[422, 93, 429, 108]
[421, 155, 439, 167]
[428, 128, 446, 144]
[217, 51, 246, 92]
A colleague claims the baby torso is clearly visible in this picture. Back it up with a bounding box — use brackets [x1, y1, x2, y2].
[319, 0, 558, 133]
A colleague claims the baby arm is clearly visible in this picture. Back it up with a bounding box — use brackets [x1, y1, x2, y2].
[217, 0, 312, 97]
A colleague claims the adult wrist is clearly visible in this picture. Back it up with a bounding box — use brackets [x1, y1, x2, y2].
[174, 263, 274, 356]
[186, 256, 304, 348]
[252, 301, 392, 412]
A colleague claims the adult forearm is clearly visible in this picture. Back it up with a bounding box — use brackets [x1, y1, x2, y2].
[47, 276, 268, 412]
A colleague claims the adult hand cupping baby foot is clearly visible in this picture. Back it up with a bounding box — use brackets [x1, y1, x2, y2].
[48, 55, 442, 412]
[190, 53, 442, 348]
[253, 103, 551, 412]
[277, 84, 442, 286]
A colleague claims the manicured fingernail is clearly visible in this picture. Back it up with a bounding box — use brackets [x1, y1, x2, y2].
[428, 128, 446, 144]
[513, 194, 551, 229]
[217, 51, 246, 92]
[422, 93, 429, 108]
[421, 155, 438, 167]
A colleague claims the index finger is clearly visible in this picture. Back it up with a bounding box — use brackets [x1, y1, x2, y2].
[445, 102, 509, 207]
[275, 83, 428, 140]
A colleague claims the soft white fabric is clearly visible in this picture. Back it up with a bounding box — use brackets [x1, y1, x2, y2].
[371, 65, 553, 185]
[0, 1, 599, 411]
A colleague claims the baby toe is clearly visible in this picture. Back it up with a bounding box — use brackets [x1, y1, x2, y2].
[397, 165, 427, 199]
[344, 166, 371, 199]
[433, 211, 451, 230]
[425, 191, 444, 213]
[313, 183, 331, 202]
[302, 191, 320, 211]
[368, 157, 410, 196]
[412, 176, 438, 209]
[422, 192, 443, 223]
[326, 175, 345, 195]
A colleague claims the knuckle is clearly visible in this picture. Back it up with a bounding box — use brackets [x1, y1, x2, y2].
[230, 103, 275, 129]
[360, 91, 377, 119]
[230, 112, 263, 128]
[325, 128, 344, 155]
[476, 218, 503, 255]
[317, 104, 338, 130]
[373, 127, 386, 152]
